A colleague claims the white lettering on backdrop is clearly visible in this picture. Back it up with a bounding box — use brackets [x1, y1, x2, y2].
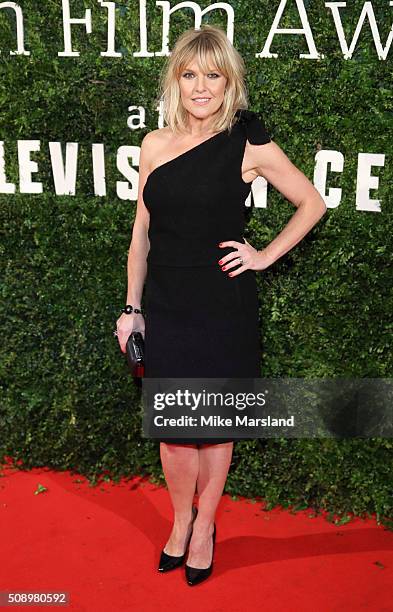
[0, 3, 388, 210]
[0, 138, 386, 211]
[0, 0, 392, 60]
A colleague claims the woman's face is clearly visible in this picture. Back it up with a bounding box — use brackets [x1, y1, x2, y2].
[178, 56, 228, 121]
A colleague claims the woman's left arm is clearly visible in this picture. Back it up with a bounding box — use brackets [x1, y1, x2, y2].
[256, 140, 327, 265]
[219, 141, 327, 275]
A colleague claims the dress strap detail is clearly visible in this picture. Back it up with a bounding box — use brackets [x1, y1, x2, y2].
[235, 109, 271, 145]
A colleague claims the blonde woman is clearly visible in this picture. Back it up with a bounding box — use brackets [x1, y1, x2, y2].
[116, 25, 326, 585]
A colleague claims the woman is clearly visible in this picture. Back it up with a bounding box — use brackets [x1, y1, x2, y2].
[116, 25, 326, 585]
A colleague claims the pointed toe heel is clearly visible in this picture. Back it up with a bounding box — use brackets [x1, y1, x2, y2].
[185, 522, 216, 586]
[158, 505, 198, 573]
[158, 549, 186, 572]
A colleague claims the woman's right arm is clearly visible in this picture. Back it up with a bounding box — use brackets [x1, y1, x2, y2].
[116, 132, 154, 353]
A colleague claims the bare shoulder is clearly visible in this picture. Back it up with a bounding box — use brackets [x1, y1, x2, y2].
[140, 127, 172, 172]
[141, 127, 167, 146]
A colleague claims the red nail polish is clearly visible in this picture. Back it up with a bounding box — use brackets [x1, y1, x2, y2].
[218, 242, 223, 246]
[228, 272, 233, 277]
[222, 266, 226, 271]
[218, 260, 223, 265]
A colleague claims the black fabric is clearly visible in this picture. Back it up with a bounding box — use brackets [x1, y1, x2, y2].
[142, 109, 271, 445]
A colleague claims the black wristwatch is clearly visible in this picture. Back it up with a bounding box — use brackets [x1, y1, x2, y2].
[121, 304, 143, 315]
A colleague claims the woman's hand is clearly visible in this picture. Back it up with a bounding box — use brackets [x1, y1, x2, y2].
[218, 239, 274, 277]
[115, 312, 145, 353]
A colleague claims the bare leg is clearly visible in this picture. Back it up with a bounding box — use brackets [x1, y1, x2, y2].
[159, 442, 199, 555]
[187, 441, 234, 568]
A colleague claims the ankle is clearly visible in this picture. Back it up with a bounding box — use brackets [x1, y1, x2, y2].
[192, 517, 214, 534]
[173, 508, 194, 527]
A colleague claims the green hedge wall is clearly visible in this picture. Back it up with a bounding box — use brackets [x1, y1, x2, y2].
[1, 2, 392, 528]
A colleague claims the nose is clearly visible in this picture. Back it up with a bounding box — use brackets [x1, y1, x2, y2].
[194, 75, 209, 93]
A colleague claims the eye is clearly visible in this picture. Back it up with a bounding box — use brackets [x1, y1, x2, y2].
[181, 71, 221, 78]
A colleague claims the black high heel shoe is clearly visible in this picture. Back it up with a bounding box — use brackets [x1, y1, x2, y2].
[158, 505, 198, 572]
[185, 522, 216, 586]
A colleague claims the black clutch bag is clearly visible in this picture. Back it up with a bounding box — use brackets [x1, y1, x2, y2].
[126, 331, 145, 377]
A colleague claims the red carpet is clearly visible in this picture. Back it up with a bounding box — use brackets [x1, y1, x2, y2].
[1, 459, 392, 611]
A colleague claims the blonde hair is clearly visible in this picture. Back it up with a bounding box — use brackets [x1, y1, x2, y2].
[154, 25, 249, 135]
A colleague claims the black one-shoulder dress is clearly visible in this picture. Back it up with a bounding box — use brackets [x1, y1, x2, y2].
[142, 109, 271, 445]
